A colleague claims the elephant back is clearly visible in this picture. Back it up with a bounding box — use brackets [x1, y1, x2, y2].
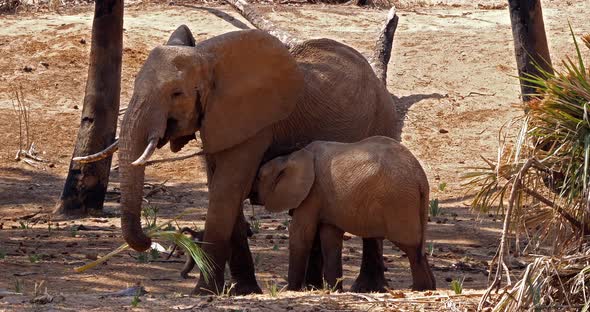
[268, 39, 400, 160]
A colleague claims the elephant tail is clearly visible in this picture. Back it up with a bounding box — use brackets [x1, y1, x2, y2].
[223, 0, 300, 49]
[418, 181, 430, 253]
[369, 6, 399, 86]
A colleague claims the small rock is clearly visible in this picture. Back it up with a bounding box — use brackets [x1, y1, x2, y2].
[445, 277, 452, 282]
[23, 65, 34, 72]
[79, 38, 86, 44]
[265, 234, 273, 239]
[439, 129, 449, 134]
[343, 256, 350, 261]
[48, 163, 55, 168]
[72, 105, 78, 109]
[348, 247, 355, 253]
[276, 225, 286, 231]
[40, 62, 49, 68]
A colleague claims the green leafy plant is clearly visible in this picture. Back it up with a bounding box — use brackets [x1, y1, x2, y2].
[429, 198, 442, 217]
[70, 226, 78, 237]
[28, 254, 40, 263]
[131, 293, 141, 307]
[250, 219, 260, 234]
[76, 212, 213, 284]
[142, 205, 159, 231]
[438, 182, 448, 192]
[136, 252, 148, 263]
[464, 28, 590, 242]
[19, 220, 30, 229]
[272, 244, 279, 251]
[266, 280, 285, 297]
[149, 248, 160, 261]
[14, 279, 23, 294]
[450, 277, 464, 294]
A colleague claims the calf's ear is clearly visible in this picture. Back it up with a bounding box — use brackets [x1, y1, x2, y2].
[258, 150, 315, 212]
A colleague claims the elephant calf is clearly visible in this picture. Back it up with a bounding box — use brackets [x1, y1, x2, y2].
[253, 136, 436, 291]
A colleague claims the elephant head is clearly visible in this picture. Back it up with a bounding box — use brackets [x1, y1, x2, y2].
[119, 25, 304, 251]
[254, 149, 315, 213]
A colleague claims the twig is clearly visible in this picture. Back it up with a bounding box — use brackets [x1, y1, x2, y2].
[479, 157, 537, 310]
[223, 0, 300, 49]
[522, 187, 589, 234]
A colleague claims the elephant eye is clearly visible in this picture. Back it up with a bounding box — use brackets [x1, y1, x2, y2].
[171, 91, 183, 98]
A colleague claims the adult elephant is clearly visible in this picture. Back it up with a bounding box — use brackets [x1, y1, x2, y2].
[112, 19, 401, 294]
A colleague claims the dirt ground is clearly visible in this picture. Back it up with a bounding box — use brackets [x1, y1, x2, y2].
[1, 0, 589, 311]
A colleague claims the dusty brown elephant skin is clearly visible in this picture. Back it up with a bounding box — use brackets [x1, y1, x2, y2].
[255, 136, 436, 291]
[117, 24, 400, 295]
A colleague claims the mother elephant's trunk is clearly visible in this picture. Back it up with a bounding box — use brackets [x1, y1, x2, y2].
[118, 98, 166, 251]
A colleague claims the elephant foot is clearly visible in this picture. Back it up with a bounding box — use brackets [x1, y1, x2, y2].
[230, 280, 263, 295]
[350, 272, 388, 293]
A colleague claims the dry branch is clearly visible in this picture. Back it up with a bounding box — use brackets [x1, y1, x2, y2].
[223, 0, 300, 49]
[370, 6, 398, 85]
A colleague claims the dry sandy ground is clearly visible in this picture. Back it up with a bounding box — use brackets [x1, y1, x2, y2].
[0, 0, 589, 311]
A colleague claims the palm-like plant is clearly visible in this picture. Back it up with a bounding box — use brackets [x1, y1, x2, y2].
[467, 29, 590, 310]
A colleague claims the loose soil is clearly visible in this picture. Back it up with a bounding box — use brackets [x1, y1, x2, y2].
[0, 0, 589, 310]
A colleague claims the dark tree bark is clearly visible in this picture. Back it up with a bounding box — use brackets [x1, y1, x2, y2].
[508, 0, 553, 102]
[54, 0, 124, 217]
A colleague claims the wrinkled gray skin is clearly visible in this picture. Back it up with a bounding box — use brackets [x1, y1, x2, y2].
[118, 25, 401, 295]
[254, 136, 436, 291]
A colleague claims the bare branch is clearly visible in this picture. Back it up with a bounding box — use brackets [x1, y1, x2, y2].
[223, 0, 300, 49]
[370, 6, 398, 85]
[72, 140, 119, 163]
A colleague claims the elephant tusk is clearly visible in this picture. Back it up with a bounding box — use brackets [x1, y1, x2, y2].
[132, 138, 159, 166]
[72, 140, 119, 163]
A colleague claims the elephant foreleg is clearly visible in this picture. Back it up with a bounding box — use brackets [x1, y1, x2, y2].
[228, 209, 262, 294]
[351, 238, 388, 293]
[194, 132, 271, 295]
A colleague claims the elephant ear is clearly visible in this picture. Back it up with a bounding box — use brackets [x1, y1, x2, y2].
[166, 25, 196, 47]
[258, 149, 315, 213]
[198, 30, 304, 154]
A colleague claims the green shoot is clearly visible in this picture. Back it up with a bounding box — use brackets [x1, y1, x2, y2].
[429, 198, 442, 217]
[427, 241, 434, 257]
[14, 279, 23, 294]
[450, 277, 464, 294]
[136, 252, 148, 263]
[251, 219, 260, 234]
[28, 254, 40, 263]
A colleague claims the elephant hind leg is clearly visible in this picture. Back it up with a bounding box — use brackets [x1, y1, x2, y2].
[396, 243, 436, 291]
[304, 234, 324, 291]
[350, 238, 388, 293]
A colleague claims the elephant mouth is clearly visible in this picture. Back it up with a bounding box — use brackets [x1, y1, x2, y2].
[158, 117, 197, 152]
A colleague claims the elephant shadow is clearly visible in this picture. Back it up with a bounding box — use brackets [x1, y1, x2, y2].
[177, 5, 251, 30]
[391, 92, 447, 134]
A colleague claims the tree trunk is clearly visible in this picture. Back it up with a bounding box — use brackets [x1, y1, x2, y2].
[54, 0, 124, 217]
[508, 0, 553, 102]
